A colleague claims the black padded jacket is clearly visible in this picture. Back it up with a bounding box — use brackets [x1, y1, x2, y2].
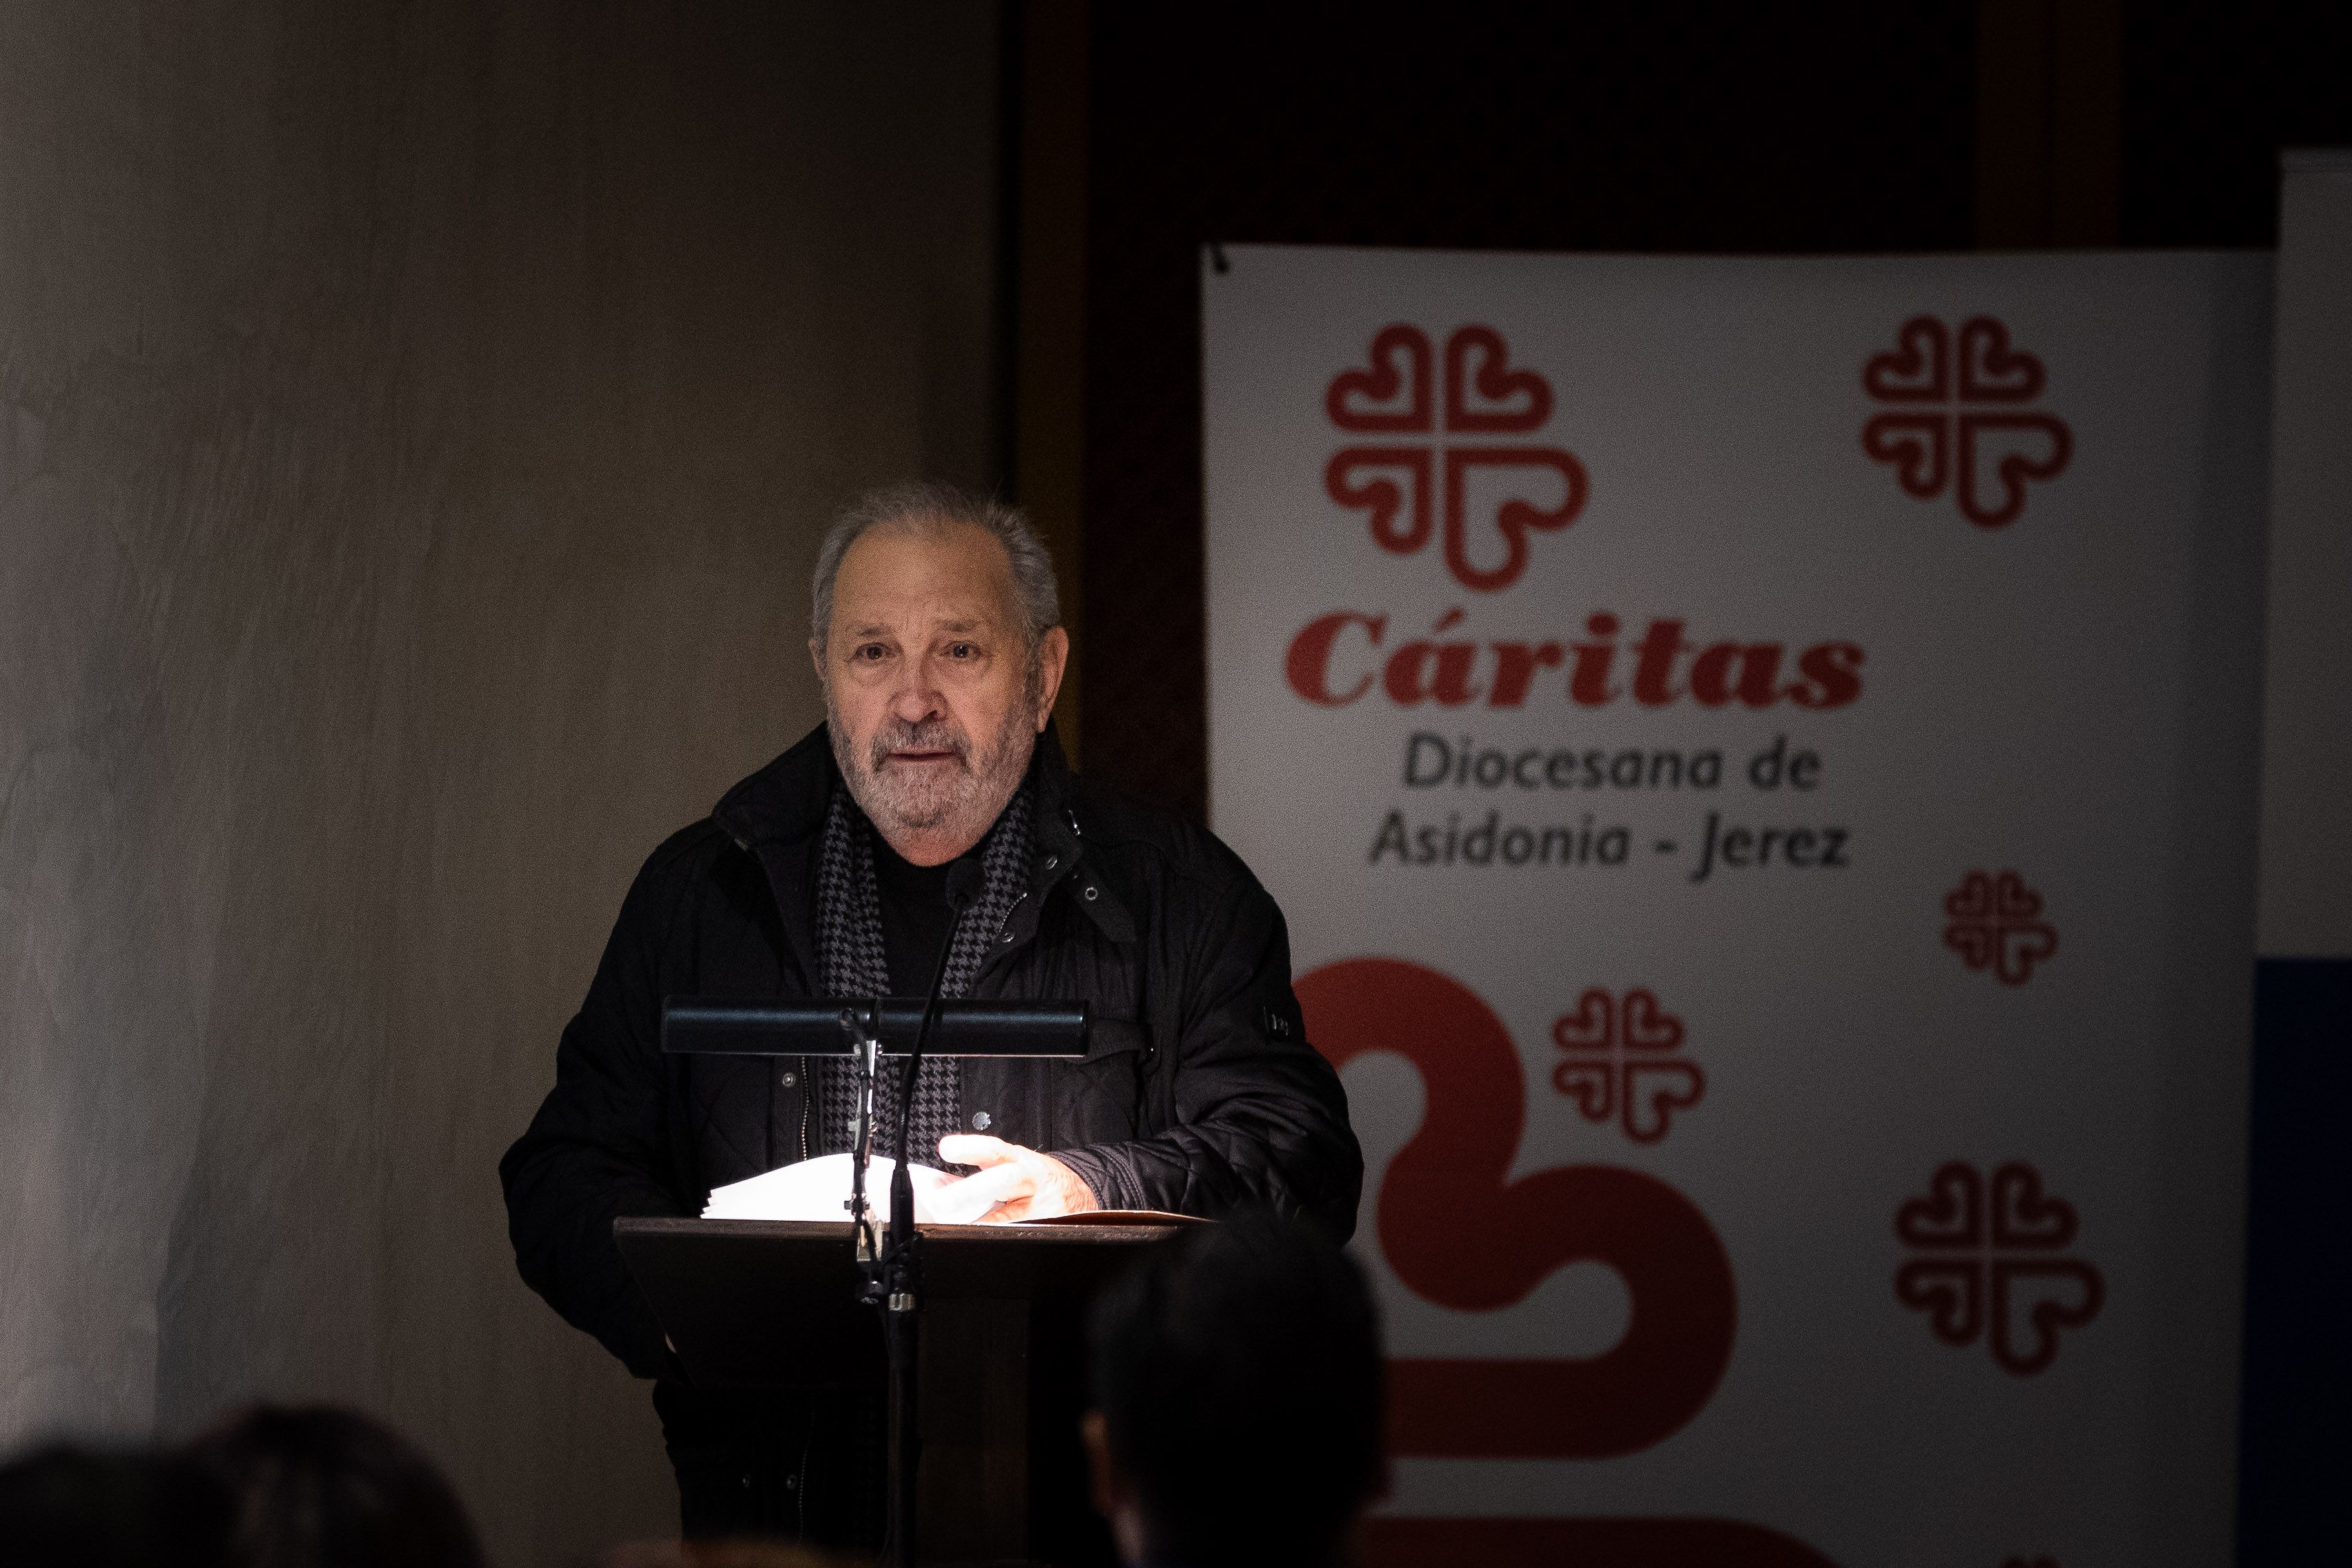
[498, 723, 1362, 1378]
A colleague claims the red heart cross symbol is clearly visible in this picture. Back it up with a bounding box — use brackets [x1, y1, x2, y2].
[1620, 989, 1684, 1052]
[1958, 315, 2046, 402]
[1551, 988, 1614, 1052]
[1990, 1259, 2103, 1375]
[1896, 1160, 1983, 1248]
[1622, 1059, 1705, 1144]
[1944, 871, 1995, 921]
[1550, 1058, 1615, 1123]
[1992, 921, 2058, 985]
[1324, 448, 1433, 553]
[1990, 871, 2044, 919]
[1895, 1258, 1983, 1346]
[1441, 447, 1587, 592]
[1326, 324, 1434, 433]
[1990, 1163, 2077, 1249]
[1861, 413, 1950, 499]
[1957, 413, 2072, 528]
[1943, 920, 1997, 971]
[1444, 325, 1553, 433]
[1864, 315, 1950, 402]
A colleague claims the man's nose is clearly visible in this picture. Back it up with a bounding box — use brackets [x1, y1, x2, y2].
[886, 667, 944, 724]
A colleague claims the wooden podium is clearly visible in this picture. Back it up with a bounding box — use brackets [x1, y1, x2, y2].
[616, 1216, 1179, 1566]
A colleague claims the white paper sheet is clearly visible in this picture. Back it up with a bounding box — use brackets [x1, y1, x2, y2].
[700, 1153, 997, 1225]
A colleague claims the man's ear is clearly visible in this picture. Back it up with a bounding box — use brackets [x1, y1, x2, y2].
[809, 636, 826, 687]
[1032, 626, 1071, 732]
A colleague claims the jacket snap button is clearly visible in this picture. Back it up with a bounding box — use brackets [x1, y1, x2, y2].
[1044, 854, 1058, 870]
[972, 1110, 992, 1130]
[1084, 885, 1099, 901]
[1001, 930, 1015, 943]
[780, 1071, 797, 1088]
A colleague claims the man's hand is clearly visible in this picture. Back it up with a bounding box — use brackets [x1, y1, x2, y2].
[936, 1135, 1101, 1223]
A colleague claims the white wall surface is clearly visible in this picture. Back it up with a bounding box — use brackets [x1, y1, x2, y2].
[0, 4, 1003, 1562]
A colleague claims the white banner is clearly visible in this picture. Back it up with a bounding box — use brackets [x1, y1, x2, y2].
[1204, 246, 2269, 1568]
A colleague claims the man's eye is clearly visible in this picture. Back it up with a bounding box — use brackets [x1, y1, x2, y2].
[854, 645, 887, 662]
[947, 643, 976, 659]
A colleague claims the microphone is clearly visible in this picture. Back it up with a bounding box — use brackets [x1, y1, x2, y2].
[943, 858, 986, 917]
[889, 856, 986, 1236]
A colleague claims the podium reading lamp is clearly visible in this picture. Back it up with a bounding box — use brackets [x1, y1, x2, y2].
[657, 861, 1088, 1568]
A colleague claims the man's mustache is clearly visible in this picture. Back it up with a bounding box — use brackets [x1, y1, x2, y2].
[869, 719, 970, 771]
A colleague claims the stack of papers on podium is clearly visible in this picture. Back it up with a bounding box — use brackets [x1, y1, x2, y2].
[701, 1153, 997, 1225]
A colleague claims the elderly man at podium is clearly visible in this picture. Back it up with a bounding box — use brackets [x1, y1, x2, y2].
[499, 482, 1362, 1547]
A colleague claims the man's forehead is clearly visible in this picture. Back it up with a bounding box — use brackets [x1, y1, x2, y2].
[830, 520, 1017, 627]
[836, 608, 996, 636]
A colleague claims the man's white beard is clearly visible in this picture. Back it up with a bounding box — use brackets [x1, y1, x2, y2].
[827, 682, 1038, 852]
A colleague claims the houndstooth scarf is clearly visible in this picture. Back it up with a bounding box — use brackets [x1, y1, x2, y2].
[812, 781, 1035, 1166]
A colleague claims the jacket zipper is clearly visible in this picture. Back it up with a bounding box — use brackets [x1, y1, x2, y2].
[796, 1055, 812, 1162]
[980, 890, 1032, 978]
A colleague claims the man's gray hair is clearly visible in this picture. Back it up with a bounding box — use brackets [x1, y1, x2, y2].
[810, 481, 1061, 656]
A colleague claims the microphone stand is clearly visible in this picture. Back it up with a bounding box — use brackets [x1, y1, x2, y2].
[840, 1004, 882, 1265]
[873, 859, 982, 1568]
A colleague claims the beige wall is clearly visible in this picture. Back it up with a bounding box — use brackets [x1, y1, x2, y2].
[0, 3, 1003, 1562]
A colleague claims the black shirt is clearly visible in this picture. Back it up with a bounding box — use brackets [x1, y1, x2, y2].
[869, 825, 957, 995]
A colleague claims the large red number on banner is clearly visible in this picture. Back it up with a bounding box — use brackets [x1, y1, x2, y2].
[1301, 958, 1835, 1568]
[1297, 957, 1737, 1457]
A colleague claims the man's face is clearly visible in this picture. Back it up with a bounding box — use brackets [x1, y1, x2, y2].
[815, 521, 1066, 863]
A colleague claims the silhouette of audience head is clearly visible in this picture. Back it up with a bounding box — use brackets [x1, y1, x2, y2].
[0, 1444, 233, 1568]
[1085, 1211, 1384, 1567]
[186, 1404, 487, 1568]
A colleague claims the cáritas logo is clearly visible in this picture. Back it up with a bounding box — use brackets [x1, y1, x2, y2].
[1324, 324, 1587, 592]
[1895, 1161, 2103, 1375]
[1291, 320, 1866, 713]
[1284, 606, 1863, 711]
[1862, 315, 2072, 527]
